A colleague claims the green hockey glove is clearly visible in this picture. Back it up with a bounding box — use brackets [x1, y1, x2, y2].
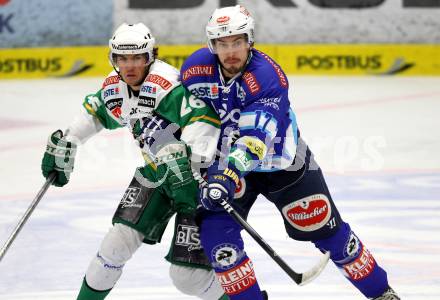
[41, 130, 77, 187]
[155, 142, 198, 214]
[154, 141, 193, 191]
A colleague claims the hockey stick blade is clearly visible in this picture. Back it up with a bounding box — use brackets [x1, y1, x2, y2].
[298, 250, 330, 286]
[0, 173, 56, 262]
[218, 199, 330, 286]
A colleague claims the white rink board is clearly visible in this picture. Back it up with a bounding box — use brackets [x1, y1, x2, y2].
[1, 76, 440, 299]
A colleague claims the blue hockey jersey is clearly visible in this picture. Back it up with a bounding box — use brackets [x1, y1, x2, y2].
[181, 47, 299, 172]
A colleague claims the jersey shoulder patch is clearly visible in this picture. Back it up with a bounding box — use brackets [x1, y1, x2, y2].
[99, 70, 127, 120]
[102, 70, 121, 88]
[181, 48, 216, 85]
[139, 60, 180, 111]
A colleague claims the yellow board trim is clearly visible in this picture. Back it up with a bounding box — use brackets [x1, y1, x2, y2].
[1, 44, 439, 79]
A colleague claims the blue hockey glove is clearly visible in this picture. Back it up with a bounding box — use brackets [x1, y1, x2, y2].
[199, 162, 240, 211]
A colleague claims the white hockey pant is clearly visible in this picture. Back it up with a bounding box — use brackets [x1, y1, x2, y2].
[84, 223, 143, 291]
[84, 223, 224, 299]
[169, 264, 225, 300]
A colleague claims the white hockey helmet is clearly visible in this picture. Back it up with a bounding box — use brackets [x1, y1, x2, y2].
[206, 5, 255, 54]
[109, 23, 156, 65]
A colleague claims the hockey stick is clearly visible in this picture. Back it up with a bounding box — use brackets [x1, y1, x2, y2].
[193, 171, 330, 286]
[0, 173, 56, 262]
[217, 198, 329, 286]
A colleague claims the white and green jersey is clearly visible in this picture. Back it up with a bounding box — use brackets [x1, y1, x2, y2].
[67, 59, 220, 167]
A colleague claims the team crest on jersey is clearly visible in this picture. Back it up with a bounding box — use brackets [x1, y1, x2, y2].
[282, 194, 332, 232]
[146, 74, 172, 90]
[212, 243, 241, 269]
[345, 232, 361, 259]
[182, 65, 214, 81]
[242, 71, 260, 95]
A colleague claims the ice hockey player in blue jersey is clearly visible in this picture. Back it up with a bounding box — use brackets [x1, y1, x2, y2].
[181, 5, 401, 300]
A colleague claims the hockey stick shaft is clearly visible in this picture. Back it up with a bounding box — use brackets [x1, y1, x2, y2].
[219, 199, 303, 284]
[0, 173, 56, 262]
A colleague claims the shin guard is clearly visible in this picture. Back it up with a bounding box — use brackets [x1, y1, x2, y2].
[200, 213, 264, 300]
[313, 222, 389, 298]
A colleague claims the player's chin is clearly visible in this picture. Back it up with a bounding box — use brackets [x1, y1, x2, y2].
[124, 76, 144, 87]
[225, 66, 241, 75]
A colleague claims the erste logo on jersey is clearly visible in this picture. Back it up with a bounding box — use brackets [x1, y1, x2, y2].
[182, 65, 214, 81]
[103, 87, 120, 99]
[188, 82, 219, 99]
[146, 74, 172, 90]
[141, 84, 157, 96]
[282, 194, 332, 232]
[242, 71, 260, 95]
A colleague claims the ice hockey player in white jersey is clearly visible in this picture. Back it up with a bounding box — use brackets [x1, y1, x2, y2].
[41, 23, 229, 300]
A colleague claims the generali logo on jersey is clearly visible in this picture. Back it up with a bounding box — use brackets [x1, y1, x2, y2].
[182, 65, 214, 81]
[146, 74, 172, 90]
[258, 50, 288, 88]
[282, 194, 332, 231]
[242, 71, 260, 95]
[102, 75, 120, 88]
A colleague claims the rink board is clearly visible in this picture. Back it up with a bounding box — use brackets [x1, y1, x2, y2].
[0, 44, 439, 79]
